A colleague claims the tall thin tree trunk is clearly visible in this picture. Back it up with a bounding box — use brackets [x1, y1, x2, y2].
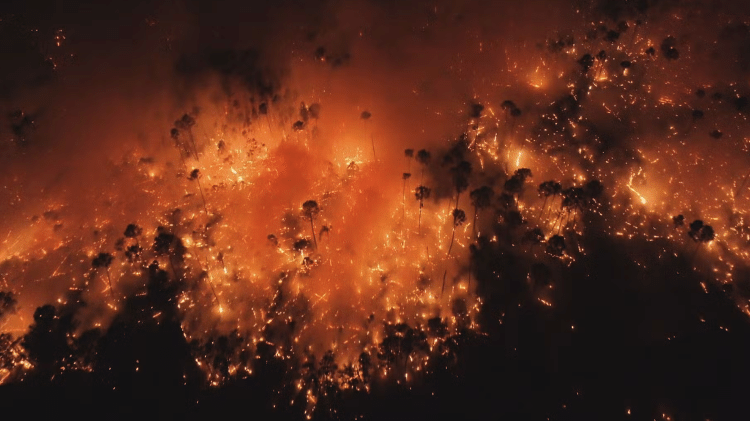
[195, 178, 210, 216]
[735, 169, 750, 199]
[447, 226, 457, 255]
[472, 205, 478, 236]
[441, 269, 447, 298]
[418, 202, 423, 234]
[187, 130, 199, 161]
[310, 218, 318, 249]
[105, 269, 114, 299]
[538, 196, 549, 219]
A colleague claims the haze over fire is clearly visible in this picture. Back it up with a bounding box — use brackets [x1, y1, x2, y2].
[2, 0, 750, 416]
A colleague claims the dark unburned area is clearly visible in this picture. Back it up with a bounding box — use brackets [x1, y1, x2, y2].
[2, 213, 750, 421]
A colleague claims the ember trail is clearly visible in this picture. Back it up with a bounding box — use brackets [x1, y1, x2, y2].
[2, 0, 750, 419]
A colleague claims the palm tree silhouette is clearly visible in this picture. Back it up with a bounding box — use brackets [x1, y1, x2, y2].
[537, 180, 562, 219]
[402, 172, 412, 221]
[92, 252, 115, 298]
[450, 160, 472, 210]
[403, 149, 415, 220]
[447, 208, 466, 255]
[124, 223, 143, 262]
[688, 220, 715, 261]
[153, 230, 180, 280]
[188, 169, 210, 216]
[404, 149, 414, 172]
[414, 186, 431, 233]
[469, 186, 494, 236]
[302, 200, 320, 249]
[504, 168, 533, 199]
[174, 114, 199, 160]
[360, 111, 375, 160]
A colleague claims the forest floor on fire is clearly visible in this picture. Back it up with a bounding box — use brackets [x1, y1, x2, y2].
[2, 235, 750, 421]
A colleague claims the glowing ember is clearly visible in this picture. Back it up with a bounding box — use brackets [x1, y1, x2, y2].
[1, 0, 750, 419]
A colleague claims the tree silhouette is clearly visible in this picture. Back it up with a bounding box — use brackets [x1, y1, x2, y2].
[688, 219, 705, 242]
[0, 291, 17, 323]
[688, 219, 715, 260]
[578, 53, 594, 74]
[188, 168, 210, 216]
[415, 185, 431, 233]
[302, 200, 320, 249]
[501, 100, 517, 114]
[501, 100, 522, 131]
[403, 149, 415, 220]
[469, 185, 494, 235]
[92, 252, 115, 298]
[504, 168, 533, 199]
[545, 235, 566, 256]
[23, 304, 75, 379]
[153, 229, 183, 280]
[174, 113, 199, 160]
[582, 179, 604, 206]
[538, 180, 562, 219]
[469, 103, 484, 119]
[557, 187, 585, 232]
[416, 149, 431, 184]
[447, 208, 467, 255]
[402, 172, 412, 221]
[595, 49, 607, 78]
[522, 227, 545, 249]
[450, 160, 472, 210]
[124, 223, 143, 262]
[124, 223, 142, 239]
[673, 214, 685, 228]
[170, 127, 191, 162]
[360, 111, 375, 160]
[700, 225, 715, 243]
[404, 148, 414, 172]
[660, 36, 679, 60]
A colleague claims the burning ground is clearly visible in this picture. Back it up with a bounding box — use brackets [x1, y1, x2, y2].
[2, 0, 750, 419]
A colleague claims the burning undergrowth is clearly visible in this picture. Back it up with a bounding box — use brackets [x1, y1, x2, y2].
[2, 0, 750, 419]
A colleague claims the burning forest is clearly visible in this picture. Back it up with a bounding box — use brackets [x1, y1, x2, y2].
[2, 0, 750, 419]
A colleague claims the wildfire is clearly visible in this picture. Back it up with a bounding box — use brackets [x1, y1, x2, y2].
[0, 2, 749, 419]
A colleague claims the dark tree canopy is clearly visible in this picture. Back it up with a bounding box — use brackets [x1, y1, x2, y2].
[302, 200, 320, 220]
[92, 252, 113, 269]
[415, 185, 431, 204]
[416, 149, 431, 166]
[470, 186, 494, 209]
[452, 208, 467, 226]
[124, 223, 142, 239]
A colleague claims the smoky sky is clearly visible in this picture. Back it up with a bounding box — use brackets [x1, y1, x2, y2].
[3, 0, 750, 377]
